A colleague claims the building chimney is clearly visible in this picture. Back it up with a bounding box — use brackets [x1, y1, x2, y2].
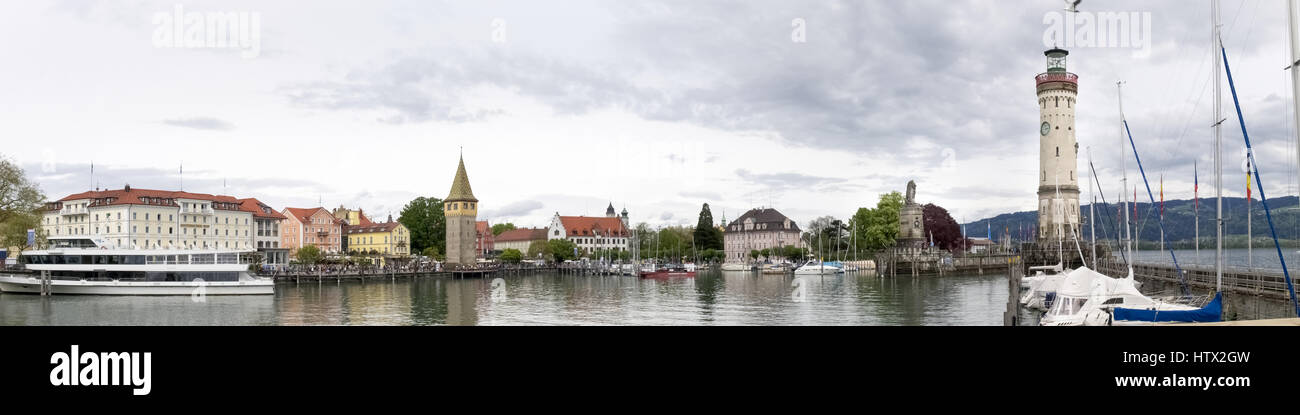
[124, 184, 131, 192]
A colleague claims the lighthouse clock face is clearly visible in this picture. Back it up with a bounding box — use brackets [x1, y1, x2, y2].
[1040, 121, 1051, 137]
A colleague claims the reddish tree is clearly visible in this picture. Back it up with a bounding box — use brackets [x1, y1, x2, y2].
[923, 203, 965, 252]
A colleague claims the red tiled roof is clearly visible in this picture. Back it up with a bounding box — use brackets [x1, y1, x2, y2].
[284, 207, 340, 225]
[57, 188, 240, 205]
[237, 198, 287, 220]
[51, 187, 285, 219]
[559, 216, 628, 237]
[346, 222, 403, 234]
[495, 228, 548, 242]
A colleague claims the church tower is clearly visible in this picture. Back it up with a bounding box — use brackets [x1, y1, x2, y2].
[1036, 48, 1081, 241]
[444, 154, 478, 267]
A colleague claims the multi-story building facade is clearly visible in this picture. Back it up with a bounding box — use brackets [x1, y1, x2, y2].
[723, 208, 803, 263]
[281, 207, 343, 256]
[41, 186, 272, 252]
[241, 198, 288, 265]
[494, 228, 548, 256]
[547, 205, 631, 256]
[345, 216, 410, 258]
[331, 206, 375, 253]
[475, 221, 494, 258]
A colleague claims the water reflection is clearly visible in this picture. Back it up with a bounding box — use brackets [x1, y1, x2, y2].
[0, 271, 1013, 326]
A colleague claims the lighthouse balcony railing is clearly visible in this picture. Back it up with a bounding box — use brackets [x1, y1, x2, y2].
[1036, 72, 1078, 85]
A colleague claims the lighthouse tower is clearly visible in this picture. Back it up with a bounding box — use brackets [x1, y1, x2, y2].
[1035, 48, 1080, 241]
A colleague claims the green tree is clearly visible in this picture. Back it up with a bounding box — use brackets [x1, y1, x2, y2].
[0, 156, 46, 252]
[526, 240, 548, 259]
[398, 197, 446, 256]
[499, 248, 523, 263]
[782, 245, 809, 262]
[852, 191, 904, 251]
[546, 239, 579, 262]
[296, 245, 323, 265]
[1, 212, 43, 254]
[421, 246, 438, 258]
[693, 203, 723, 251]
[749, 249, 760, 261]
[491, 223, 517, 236]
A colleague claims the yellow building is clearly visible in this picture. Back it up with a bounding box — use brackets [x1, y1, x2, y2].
[332, 206, 373, 226]
[345, 220, 411, 265]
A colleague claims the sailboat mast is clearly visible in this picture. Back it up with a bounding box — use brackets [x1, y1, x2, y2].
[1291, 0, 1300, 233]
[1118, 81, 1133, 273]
[1214, 0, 1224, 292]
[1088, 147, 1097, 265]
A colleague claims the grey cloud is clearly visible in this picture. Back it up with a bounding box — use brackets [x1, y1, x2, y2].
[483, 200, 544, 219]
[659, 212, 674, 221]
[162, 117, 235, 131]
[679, 191, 722, 200]
[22, 162, 326, 210]
[735, 168, 855, 193]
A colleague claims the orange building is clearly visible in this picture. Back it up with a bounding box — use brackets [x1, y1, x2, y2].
[281, 207, 344, 256]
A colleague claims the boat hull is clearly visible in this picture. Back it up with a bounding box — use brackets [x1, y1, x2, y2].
[0, 275, 274, 295]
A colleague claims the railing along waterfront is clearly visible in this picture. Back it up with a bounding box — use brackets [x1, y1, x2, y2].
[1096, 257, 1300, 298]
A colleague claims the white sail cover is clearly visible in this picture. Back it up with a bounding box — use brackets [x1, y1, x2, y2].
[1055, 266, 1104, 297]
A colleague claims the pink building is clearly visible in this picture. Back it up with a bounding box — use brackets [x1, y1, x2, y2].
[281, 207, 344, 256]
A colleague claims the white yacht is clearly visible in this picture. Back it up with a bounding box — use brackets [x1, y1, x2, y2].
[1019, 263, 1066, 310]
[793, 261, 843, 275]
[1039, 267, 1195, 326]
[0, 237, 274, 296]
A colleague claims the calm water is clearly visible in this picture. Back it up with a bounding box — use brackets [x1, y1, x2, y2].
[0, 271, 1012, 326]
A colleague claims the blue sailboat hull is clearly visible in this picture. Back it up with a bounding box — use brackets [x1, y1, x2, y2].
[1113, 293, 1222, 323]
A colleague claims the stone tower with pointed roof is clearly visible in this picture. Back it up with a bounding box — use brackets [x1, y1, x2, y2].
[444, 154, 478, 267]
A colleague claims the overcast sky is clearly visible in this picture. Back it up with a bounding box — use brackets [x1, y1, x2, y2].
[2, 0, 1297, 229]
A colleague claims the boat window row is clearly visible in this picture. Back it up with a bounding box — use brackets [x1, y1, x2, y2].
[47, 271, 240, 282]
[23, 253, 245, 265]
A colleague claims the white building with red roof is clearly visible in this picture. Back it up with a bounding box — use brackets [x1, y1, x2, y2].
[41, 186, 287, 263]
[547, 204, 631, 256]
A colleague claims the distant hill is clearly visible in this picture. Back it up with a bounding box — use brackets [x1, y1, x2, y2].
[963, 196, 1300, 245]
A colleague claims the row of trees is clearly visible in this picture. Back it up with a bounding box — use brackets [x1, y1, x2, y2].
[803, 191, 967, 260]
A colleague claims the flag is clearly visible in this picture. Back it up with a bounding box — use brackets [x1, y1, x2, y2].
[1134, 187, 1138, 223]
[1194, 161, 1199, 212]
[1159, 174, 1164, 217]
[1246, 158, 1253, 201]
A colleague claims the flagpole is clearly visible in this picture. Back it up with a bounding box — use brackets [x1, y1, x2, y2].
[1195, 161, 1200, 265]
[1248, 163, 1253, 269]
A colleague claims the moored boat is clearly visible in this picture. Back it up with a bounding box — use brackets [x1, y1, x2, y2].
[0, 237, 273, 296]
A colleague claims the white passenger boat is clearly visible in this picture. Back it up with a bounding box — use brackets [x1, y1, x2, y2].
[0, 237, 274, 296]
